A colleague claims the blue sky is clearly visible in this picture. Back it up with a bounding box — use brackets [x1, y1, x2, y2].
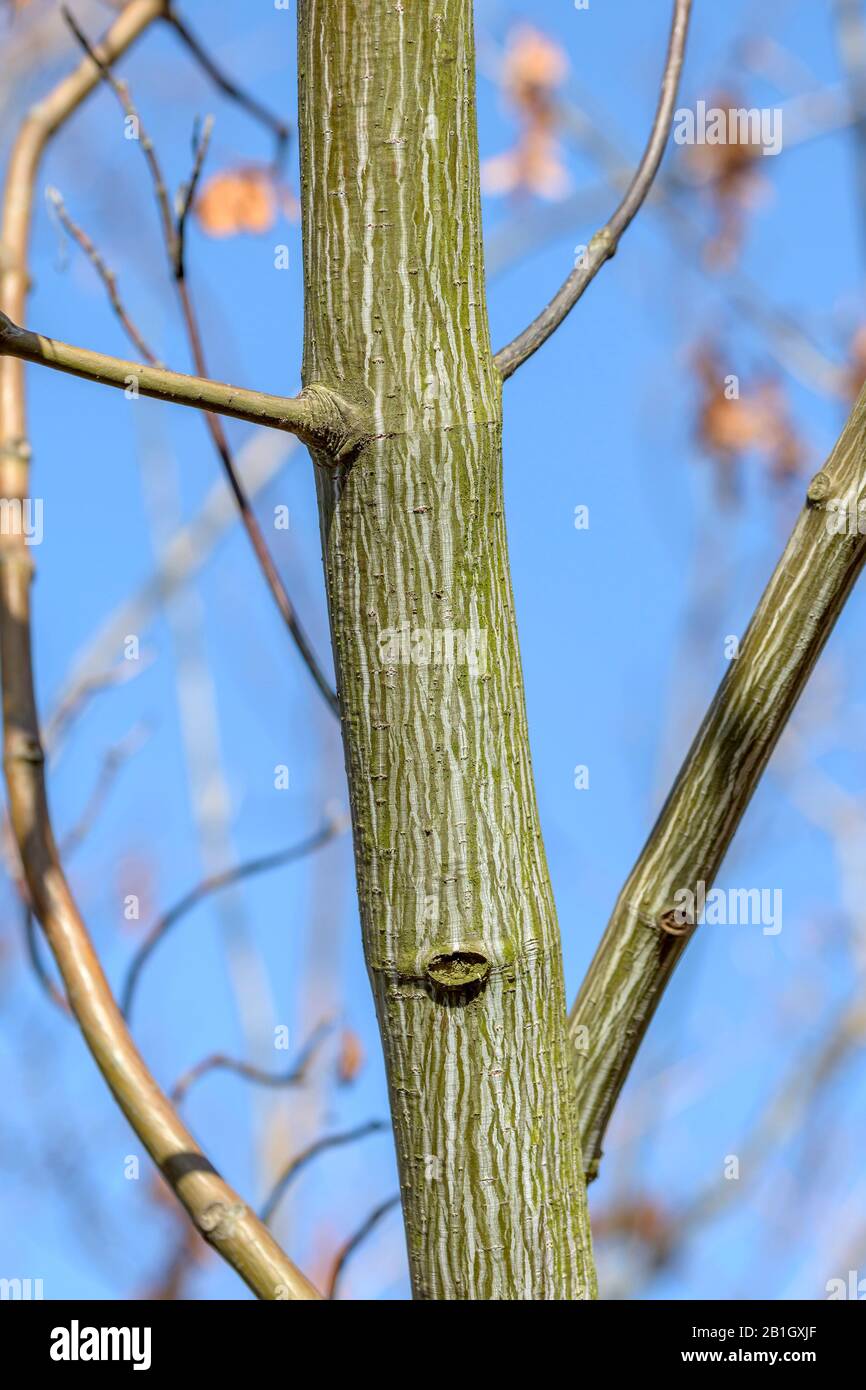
[1, 0, 865, 1300]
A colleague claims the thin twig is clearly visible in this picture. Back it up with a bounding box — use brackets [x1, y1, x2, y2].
[485, 122, 849, 398]
[62, 7, 176, 254]
[54, 430, 295, 718]
[121, 814, 347, 1020]
[22, 902, 69, 1014]
[171, 136, 340, 715]
[0, 807, 68, 1012]
[327, 1193, 401, 1299]
[45, 653, 153, 758]
[59, 723, 150, 859]
[164, 4, 291, 169]
[174, 114, 213, 278]
[59, 14, 347, 711]
[493, 0, 693, 380]
[47, 186, 162, 365]
[170, 1020, 333, 1104]
[260, 1120, 388, 1226]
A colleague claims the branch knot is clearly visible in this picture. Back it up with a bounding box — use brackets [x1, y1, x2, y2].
[298, 384, 369, 463]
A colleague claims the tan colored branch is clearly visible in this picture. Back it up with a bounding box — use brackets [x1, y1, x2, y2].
[493, 0, 692, 380]
[0, 0, 319, 1302]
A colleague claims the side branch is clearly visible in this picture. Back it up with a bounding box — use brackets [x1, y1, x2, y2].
[0, 311, 367, 459]
[493, 0, 692, 380]
[571, 383, 866, 1180]
[46, 73, 337, 713]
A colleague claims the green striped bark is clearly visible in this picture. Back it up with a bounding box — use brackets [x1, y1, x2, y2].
[297, 0, 595, 1299]
[571, 386, 866, 1178]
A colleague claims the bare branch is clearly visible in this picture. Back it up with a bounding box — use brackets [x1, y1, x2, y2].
[327, 1193, 401, 1299]
[121, 815, 348, 1020]
[486, 108, 849, 398]
[45, 654, 152, 758]
[164, 4, 291, 167]
[0, 0, 319, 1302]
[57, 16, 347, 712]
[55, 431, 296, 710]
[47, 169, 338, 718]
[1, 802, 66, 1012]
[170, 128, 340, 715]
[170, 1020, 333, 1105]
[47, 187, 162, 365]
[571, 383, 866, 1180]
[0, 309, 366, 457]
[62, 6, 176, 252]
[493, 0, 693, 380]
[22, 903, 68, 1014]
[174, 114, 213, 278]
[59, 723, 149, 859]
[260, 1120, 388, 1226]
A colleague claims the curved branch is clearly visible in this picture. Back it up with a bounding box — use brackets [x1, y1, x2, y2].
[571, 384, 866, 1180]
[260, 1121, 387, 1226]
[327, 1193, 401, 1299]
[0, 310, 367, 459]
[170, 1020, 333, 1104]
[59, 723, 149, 858]
[0, 0, 318, 1302]
[163, 4, 290, 166]
[23, 903, 68, 1014]
[121, 816, 347, 1020]
[46, 656, 151, 756]
[493, 0, 692, 380]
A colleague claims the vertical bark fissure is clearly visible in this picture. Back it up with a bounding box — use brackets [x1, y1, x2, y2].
[298, 0, 594, 1299]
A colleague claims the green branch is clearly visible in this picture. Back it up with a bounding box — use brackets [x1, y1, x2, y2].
[0, 310, 368, 460]
[571, 381, 866, 1180]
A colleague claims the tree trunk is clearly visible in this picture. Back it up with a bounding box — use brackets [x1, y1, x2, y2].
[297, 0, 595, 1300]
